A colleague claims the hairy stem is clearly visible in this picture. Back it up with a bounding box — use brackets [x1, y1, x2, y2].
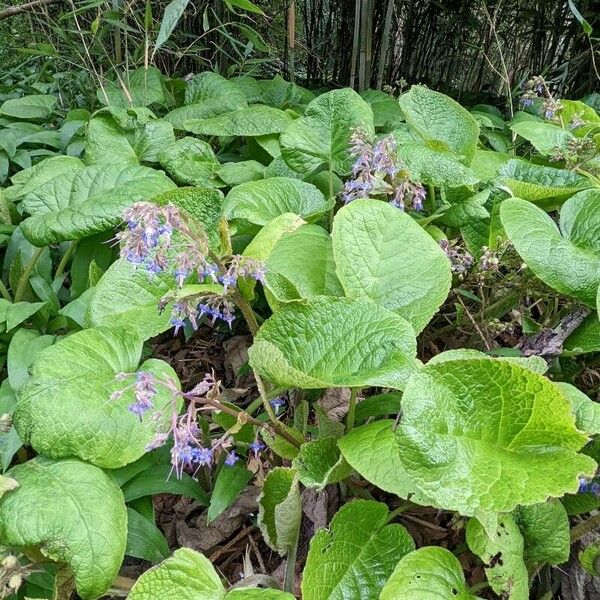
[284, 524, 300, 593]
[54, 241, 78, 278]
[346, 387, 359, 432]
[14, 247, 44, 303]
[571, 512, 600, 543]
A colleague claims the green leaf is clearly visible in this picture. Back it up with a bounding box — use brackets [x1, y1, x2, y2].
[332, 199, 451, 333]
[556, 382, 600, 434]
[338, 420, 432, 507]
[280, 88, 375, 175]
[500, 194, 600, 305]
[20, 162, 175, 245]
[439, 189, 490, 227]
[164, 96, 247, 130]
[0, 380, 22, 473]
[380, 547, 480, 600]
[395, 357, 595, 515]
[580, 541, 600, 577]
[248, 296, 418, 390]
[0, 95, 57, 120]
[466, 516, 528, 600]
[398, 85, 479, 162]
[217, 160, 265, 186]
[225, 590, 293, 599]
[223, 177, 332, 225]
[564, 313, 600, 354]
[185, 105, 293, 137]
[568, 0, 593, 35]
[7, 328, 55, 393]
[15, 327, 181, 468]
[207, 463, 253, 523]
[185, 72, 248, 107]
[224, 0, 264, 14]
[360, 89, 404, 129]
[0, 299, 47, 331]
[99, 67, 166, 108]
[127, 548, 225, 600]
[121, 464, 209, 504]
[126, 507, 170, 563]
[0, 457, 127, 600]
[302, 500, 414, 600]
[394, 143, 480, 188]
[511, 121, 575, 155]
[513, 500, 570, 567]
[257, 467, 301, 555]
[264, 224, 344, 305]
[498, 159, 592, 208]
[292, 438, 351, 490]
[154, 0, 190, 53]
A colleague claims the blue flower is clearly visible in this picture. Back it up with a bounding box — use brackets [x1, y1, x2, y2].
[249, 440, 265, 455]
[191, 446, 213, 466]
[171, 317, 185, 335]
[225, 452, 240, 466]
[270, 397, 286, 412]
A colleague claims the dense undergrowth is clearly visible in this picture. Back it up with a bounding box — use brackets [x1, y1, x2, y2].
[0, 68, 599, 600]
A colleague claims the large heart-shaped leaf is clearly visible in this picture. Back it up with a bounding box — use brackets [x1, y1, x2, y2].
[280, 88, 375, 175]
[0, 94, 57, 120]
[380, 547, 481, 600]
[498, 159, 592, 208]
[500, 192, 600, 305]
[185, 105, 293, 137]
[332, 200, 451, 333]
[0, 457, 127, 600]
[360, 89, 404, 129]
[223, 177, 332, 225]
[19, 163, 175, 245]
[302, 500, 414, 600]
[159, 137, 221, 187]
[395, 358, 595, 515]
[248, 296, 418, 389]
[510, 121, 574, 156]
[99, 66, 166, 108]
[398, 85, 479, 162]
[185, 71, 248, 107]
[15, 327, 181, 468]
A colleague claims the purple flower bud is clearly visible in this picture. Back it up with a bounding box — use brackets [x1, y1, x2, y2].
[191, 446, 212, 466]
[225, 452, 240, 466]
[249, 440, 265, 455]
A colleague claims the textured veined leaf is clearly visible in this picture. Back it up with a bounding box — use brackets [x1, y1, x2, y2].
[99, 66, 166, 108]
[185, 105, 293, 137]
[302, 500, 414, 600]
[248, 296, 418, 390]
[19, 163, 175, 245]
[0, 457, 127, 600]
[223, 177, 332, 225]
[510, 121, 575, 156]
[395, 358, 595, 515]
[292, 438, 351, 490]
[398, 85, 480, 162]
[15, 327, 181, 468]
[159, 137, 221, 187]
[360, 89, 404, 128]
[380, 547, 481, 600]
[500, 192, 600, 306]
[185, 72, 248, 107]
[280, 88, 375, 175]
[332, 200, 451, 333]
[0, 95, 57, 120]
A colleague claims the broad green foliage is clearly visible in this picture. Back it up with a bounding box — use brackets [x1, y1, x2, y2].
[185, 72, 248, 107]
[127, 547, 294, 600]
[185, 105, 293, 137]
[257, 467, 301, 555]
[127, 547, 225, 600]
[248, 296, 418, 389]
[394, 358, 595, 514]
[332, 199, 452, 333]
[292, 437, 351, 490]
[0, 95, 57, 120]
[264, 224, 343, 305]
[360, 89, 404, 129]
[223, 177, 332, 225]
[511, 121, 574, 155]
[302, 500, 415, 600]
[498, 159, 592, 207]
[159, 137, 221, 187]
[513, 500, 570, 567]
[15, 327, 181, 468]
[557, 382, 600, 434]
[19, 161, 175, 245]
[0, 457, 127, 600]
[466, 516, 528, 600]
[501, 193, 600, 305]
[380, 547, 480, 600]
[398, 85, 480, 161]
[579, 540, 600, 578]
[280, 88, 375, 175]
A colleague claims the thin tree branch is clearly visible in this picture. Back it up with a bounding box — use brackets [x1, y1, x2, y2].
[0, 0, 61, 21]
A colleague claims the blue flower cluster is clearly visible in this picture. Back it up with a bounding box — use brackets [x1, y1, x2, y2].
[519, 76, 562, 121]
[579, 478, 600, 496]
[341, 128, 426, 211]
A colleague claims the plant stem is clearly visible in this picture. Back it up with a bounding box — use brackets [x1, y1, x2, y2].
[571, 512, 600, 543]
[14, 246, 44, 303]
[0, 278, 12, 302]
[255, 371, 290, 433]
[284, 522, 300, 593]
[231, 288, 259, 336]
[386, 501, 413, 522]
[346, 387, 358, 432]
[54, 241, 78, 278]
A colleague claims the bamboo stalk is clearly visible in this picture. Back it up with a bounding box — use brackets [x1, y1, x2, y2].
[287, 1, 296, 83]
[350, 0, 361, 88]
[377, 0, 394, 89]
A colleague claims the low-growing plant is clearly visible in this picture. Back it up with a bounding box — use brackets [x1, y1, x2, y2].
[0, 69, 599, 600]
